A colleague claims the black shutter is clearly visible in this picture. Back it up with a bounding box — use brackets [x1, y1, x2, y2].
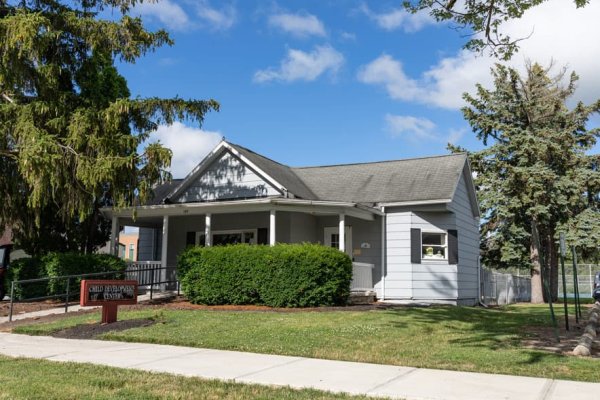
[410, 228, 421, 264]
[448, 229, 459, 264]
[257, 228, 268, 245]
[186, 231, 196, 247]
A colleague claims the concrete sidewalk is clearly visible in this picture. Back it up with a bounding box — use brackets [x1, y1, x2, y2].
[0, 333, 598, 400]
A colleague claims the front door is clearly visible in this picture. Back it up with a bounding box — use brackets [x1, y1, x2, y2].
[324, 226, 352, 257]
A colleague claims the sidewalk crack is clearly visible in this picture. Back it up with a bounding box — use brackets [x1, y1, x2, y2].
[366, 368, 418, 394]
[233, 357, 304, 381]
[537, 379, 556, 400]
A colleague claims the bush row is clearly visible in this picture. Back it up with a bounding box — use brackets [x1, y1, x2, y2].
[178, 243, 353, 307]
[8, 253, 126, 300]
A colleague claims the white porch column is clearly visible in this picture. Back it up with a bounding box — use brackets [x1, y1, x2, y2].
[110, 216, 120, 256]
[269, 210, 276, 246]
[338, 213, 345, 253]
[161, 215, 169, 268]
[205, 214, 212, 247]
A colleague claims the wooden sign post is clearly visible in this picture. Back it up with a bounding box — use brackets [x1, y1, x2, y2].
[80, 280, 138, 324]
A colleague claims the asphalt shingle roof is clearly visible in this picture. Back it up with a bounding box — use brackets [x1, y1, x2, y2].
[292, 154, 467, 205]
[146, 142, 467, 206]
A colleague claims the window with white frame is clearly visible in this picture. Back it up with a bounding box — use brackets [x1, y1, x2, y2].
[422, 232, 447, 260]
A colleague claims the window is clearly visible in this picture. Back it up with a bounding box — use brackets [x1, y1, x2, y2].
[196, 230, 257, 246]
[128, 244, 134, 260]
[422, 232, 447, 260]
[329, 233, 340, 249]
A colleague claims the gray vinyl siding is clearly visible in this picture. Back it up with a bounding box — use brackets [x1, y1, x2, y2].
[448, 170, 480, 304]
[289, 213, 318, 243]
[173, 151, 280, 203]
[383, 212, 412, 299]
[411, 212, 458, 300]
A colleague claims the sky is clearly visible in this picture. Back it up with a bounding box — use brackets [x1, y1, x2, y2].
[113, 0, 600, 178]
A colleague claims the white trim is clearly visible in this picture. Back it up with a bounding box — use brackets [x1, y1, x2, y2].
[381, 207, 386, 301]
[421, 230, 448, 261]
[166, 141, 288, 202]
[324, 226, 352, 257]
[379, 199, 452, 207]
[161, 216, 169, 284]
[102, 198, 379, 221]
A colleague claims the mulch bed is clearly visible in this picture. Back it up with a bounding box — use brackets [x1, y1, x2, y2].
[50, 318, 156, 340]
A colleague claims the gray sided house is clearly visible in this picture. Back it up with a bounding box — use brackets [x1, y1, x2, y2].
[103, 140, 480, 305]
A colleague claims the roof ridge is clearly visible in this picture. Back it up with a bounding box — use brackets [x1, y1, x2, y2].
[293, 152, 467, 170]
[227, 141, 293, 170]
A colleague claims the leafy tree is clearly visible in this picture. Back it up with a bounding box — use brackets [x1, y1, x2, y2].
[455, 62, 600, 302]
[405, 0, 591, 60]
[0, 0, 219, 255]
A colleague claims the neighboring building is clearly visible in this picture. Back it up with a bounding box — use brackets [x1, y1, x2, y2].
[102, 140, 480, 305]
[118, 233, 139, 261]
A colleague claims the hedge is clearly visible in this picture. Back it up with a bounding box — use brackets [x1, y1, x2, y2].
[178, 243, 353, 307]
[7, 253, 127, 300]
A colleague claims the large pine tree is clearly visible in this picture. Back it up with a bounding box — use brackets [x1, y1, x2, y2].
[0, 1, 219, 255]
[458, 63, 600, 303]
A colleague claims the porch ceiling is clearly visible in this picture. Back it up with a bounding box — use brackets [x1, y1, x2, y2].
[102, 198, 380, 223]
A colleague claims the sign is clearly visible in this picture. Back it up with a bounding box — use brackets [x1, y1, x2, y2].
[80, 280, 137, 324]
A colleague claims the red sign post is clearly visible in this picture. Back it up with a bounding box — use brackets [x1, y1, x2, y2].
[80, 280, 138, 324]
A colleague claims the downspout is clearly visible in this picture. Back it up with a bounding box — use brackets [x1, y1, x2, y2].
[478, 255, 488, 308]
[381, 206, 386, 301]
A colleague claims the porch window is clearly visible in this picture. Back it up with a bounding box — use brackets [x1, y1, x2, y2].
[329, 233, 340, 249]
[195, 230, 257, 246]
[422, 232, 447, 260]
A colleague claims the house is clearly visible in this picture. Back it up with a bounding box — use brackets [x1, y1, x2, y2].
[118, 233, 139, 261]
[102, 140, 480, 305]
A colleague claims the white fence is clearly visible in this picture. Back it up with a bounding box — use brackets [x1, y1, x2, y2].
[481, 268, 531, 305]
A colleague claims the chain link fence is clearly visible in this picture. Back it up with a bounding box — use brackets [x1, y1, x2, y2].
[481, 268, 531, 305]
[557, 264, 598, 299]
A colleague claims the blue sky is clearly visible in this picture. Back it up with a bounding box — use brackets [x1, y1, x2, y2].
[115, 0, 600, 178]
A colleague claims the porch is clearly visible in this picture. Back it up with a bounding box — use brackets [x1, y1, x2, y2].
[108, 198, 383, 295]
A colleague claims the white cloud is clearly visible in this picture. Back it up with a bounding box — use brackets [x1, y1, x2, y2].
[268, 12, 326, 38]
[359, 3, 435, 33]
[254, 45, 344, 83]
[358, 0, 600, 109]
[195, 0, 237, 31]
[340, 31, 356, 41]
[148, 122, 222, 178]
[134, 0, 190, 31]
[385, 114, 437, 139]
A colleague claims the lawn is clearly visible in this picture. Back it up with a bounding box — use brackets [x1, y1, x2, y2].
[14, 303, 600, 382]
[0, 355, 376, 400]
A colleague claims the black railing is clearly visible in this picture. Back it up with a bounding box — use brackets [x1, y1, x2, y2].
[8, 265, 178, 322]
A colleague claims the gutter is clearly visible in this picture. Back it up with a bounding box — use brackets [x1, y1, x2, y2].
[378, 199, 452, 207]
[381, 206, 386, 301]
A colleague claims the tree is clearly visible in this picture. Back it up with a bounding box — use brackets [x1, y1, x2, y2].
[455, 62, 600, 303]
[0, 1, 219, 255]
[405, 0, 591, 60]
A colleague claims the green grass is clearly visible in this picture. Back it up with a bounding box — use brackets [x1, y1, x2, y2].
[14, 304, 600, 382]
[0, 355, 376, 400]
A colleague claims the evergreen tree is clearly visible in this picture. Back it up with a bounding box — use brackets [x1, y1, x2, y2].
[457, 63, 600, 302]
[0, 0, 219, 255]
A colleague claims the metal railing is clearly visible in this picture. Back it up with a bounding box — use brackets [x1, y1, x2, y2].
[8, 264, 178, 322]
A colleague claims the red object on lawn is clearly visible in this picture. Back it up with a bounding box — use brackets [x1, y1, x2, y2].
[80, 280, 138, 324]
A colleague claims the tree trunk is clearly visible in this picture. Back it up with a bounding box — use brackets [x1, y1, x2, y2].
[530, 222, 544, 303]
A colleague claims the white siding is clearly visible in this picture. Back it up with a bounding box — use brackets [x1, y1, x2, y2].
[448, 170, 480, 304]
[383, 212, 412, 299]
[174, 151, 280, 203]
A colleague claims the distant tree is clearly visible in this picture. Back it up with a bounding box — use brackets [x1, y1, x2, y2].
[405, 0, 591, 60]
[453, 62, 600, 303]
[0, 0, 219, 255]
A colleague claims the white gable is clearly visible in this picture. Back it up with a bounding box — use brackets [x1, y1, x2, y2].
[173, 150, 281, 203]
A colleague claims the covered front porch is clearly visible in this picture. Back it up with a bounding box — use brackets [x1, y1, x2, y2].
[104, 198, 383, 295]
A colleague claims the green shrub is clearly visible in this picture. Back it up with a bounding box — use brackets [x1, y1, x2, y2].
[6, 258, 46, 299]
[7, 253, 126, 300]
[178, 243, 352, 307]
[44, 253, 126, 296]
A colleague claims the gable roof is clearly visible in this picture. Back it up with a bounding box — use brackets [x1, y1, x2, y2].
[292, 153, 468, 205]
[147, 140, 473, 210]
